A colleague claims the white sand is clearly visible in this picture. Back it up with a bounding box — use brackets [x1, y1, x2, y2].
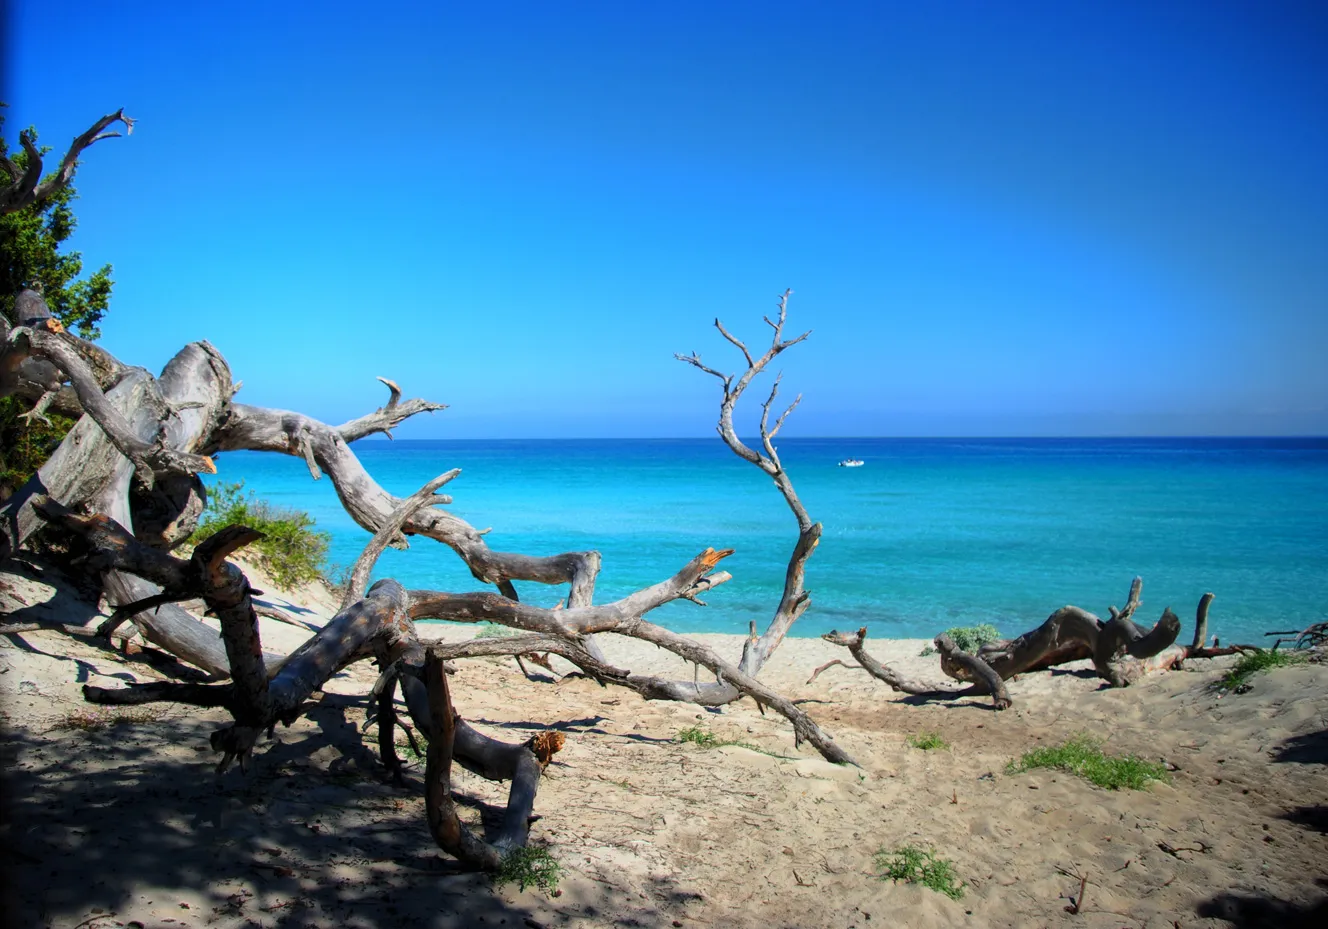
[3, 557, 1326, 928]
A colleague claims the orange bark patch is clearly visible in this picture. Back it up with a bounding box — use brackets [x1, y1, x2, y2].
[529, 730, 566, 766]
[699, 547, 736, 570]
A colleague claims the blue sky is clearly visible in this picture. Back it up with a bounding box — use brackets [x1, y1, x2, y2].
[6, 1, 1326, 437]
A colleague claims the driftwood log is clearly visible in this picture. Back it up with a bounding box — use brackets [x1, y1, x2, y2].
[4, 264, 856, 870]
[815, 579, 1261, 702]
[813, 627, 1011, 708]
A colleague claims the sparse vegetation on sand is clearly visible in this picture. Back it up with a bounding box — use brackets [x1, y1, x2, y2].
[494, 846, 562, 894]
[677, 725, 790, 758]
[1219, 649, 1306, 692]
[1007, 734, 1169, 790]
[874, 845, 965, 899]
[908, 731, 948, 751]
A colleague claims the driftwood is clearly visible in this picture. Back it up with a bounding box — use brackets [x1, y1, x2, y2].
[817, 579, 1260, 699]
[816, 627, 1011, 708]
[4, 261, 857, 872]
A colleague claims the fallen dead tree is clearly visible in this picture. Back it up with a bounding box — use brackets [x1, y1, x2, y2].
[815, 578, 1261, 704]
[3, 226, 853, 870]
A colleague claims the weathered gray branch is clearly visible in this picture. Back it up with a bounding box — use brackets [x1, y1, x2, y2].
[971, 578, 1183, 687]
[1, 109, 134, 215]
[209, 401, 602, 598]
[820, 627, 1009, 708]
[673, 291, 821, 696]
[339, 469, 460, 611]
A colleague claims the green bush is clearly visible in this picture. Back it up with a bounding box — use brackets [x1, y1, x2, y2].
[1006, 734, 1168, 790]
[920, 623, 1002, 656]
[189, 481, 330, 589]
[0, 397, 76, 501]
[494, 846, 561, 894]
[874, 845, 965, 899]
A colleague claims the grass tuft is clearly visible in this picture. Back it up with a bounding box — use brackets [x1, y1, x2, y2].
[1006, 734, 1168, 790]
[678, 724, 720, 747]
[874, 845, 965, 899]
[908, 731, 948, 751]
[1219, 649, 1306, 692]
[494, 846, 562, 894]
[676, 725, 792, 758]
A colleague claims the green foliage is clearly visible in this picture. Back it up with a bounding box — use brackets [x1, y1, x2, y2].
[874, 845, 965, 900]
[677, 724, 720, 747]
[0, 110, 116, 497]
[494, 846, 562, 894]
[189, 481, 330, 589]
[0, 398, 75, 499]
[921, 623, 1002, 656]
[1006, 734, 1169, 790]
[675, 725, 791, 758]
[1, 112, 114, 338]
[1219, 649, 1306, 692]
[945, 623, 1002, 652]
[396, 736, 427, 763]
[907, 731, 948, 751]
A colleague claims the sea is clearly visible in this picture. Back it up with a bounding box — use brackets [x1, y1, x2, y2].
[202, 437, 1328, 647]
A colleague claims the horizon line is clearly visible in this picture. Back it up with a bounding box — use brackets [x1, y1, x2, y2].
[345, 434, 1328, 443]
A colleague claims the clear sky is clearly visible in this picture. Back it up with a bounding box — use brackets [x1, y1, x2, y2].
[5, 1, 1326, 437]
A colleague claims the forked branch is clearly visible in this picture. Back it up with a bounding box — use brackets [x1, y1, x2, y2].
[1, 109, 135, 215]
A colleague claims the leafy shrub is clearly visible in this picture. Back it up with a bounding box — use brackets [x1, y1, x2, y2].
[189, 481, 330, 589]
[920, 623, 1002, 656]
[874, 845, 965, 899]
[495, 846, 562, 894]
[0, 398, 76, 501]
[1007, 734, 1168, 790]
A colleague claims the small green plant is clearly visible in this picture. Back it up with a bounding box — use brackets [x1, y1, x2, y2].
[1219, 649, 1306, 692]
[874, 845, 965, 899]
[475, 622, 521, 639]
[190, 481, 331, 589]
[920, 623, 1002, 656]
[396, 737, 428, 763]
[1007, 734, 1169, 790]
[678, 725, 720, 747]
[675, 725, 792, 758]
[908, 731, 948, 751]
[495, 846, 562, 894]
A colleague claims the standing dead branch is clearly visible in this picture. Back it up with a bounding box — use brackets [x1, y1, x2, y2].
[1, 108, 135, 215]
[673, 289, 821, 697]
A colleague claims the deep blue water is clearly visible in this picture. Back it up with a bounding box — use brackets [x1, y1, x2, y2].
[203, 437, 1328, 645]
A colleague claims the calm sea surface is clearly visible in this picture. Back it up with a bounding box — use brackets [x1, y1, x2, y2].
[203, 437, 1328, 646]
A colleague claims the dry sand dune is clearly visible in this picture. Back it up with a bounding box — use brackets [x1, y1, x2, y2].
[2, 559, 1326, 929]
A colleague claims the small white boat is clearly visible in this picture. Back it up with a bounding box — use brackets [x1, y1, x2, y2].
[838, 458, 865, 468]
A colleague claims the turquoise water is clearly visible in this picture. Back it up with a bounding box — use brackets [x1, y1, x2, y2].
[204, 438, 1328, 645]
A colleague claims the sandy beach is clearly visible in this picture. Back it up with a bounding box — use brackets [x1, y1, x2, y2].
[2, 557, 1326, 929]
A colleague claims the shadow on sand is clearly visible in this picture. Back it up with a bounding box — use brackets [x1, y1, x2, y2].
[0, 692, 701, 929]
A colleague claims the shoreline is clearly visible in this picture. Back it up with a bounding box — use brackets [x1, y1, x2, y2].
[3, 555, 1326, 928]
